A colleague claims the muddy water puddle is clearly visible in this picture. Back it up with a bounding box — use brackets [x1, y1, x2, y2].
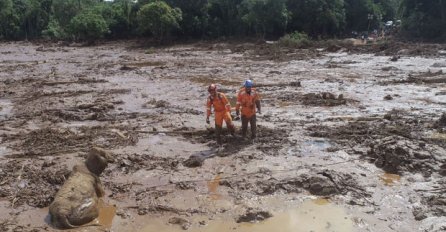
[380, 173, 401, 186]
[207, 174, 222, 200]
[96, 200, 117, 229]
[139, 200, 352, 232]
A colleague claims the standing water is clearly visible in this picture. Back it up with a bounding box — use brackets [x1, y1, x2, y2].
[139, 199, 352, 232]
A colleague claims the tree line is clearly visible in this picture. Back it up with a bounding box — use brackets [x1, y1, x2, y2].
[0, 0, 445, 42]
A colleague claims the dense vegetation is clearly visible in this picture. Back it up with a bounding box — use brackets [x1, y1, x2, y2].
[0, 0, 444, 41]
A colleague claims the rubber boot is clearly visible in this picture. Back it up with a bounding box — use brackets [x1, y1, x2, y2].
[216, 125, 222, 145]
[229, 124, 236, 136]
[241, 116, 248, 139]
[251, 115, 257, 140]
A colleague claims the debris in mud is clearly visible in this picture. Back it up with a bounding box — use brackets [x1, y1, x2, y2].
[0, 159, 70, 208]
[180, 126, 289, 158]
[369, 137, 435, 174]
[391, 70, 446, 84]
[431, 62, 446, 68]
[106, 153, 180, 175]
[222, 171, 366, 199]
[168, 217, 191, 230]
[390, 55, 400, 61]
[183, 155, 206, 168]
[381, 66, 399, 71]
[307, 176, 338, 196]
[384, 94, 393, 100]
[136, 204, 202, 216]
[309, 112, 446, 176]
[236, 210, 272, 223]
[434, 113, 446, 129]
[275, 91, 355, 107]
[4, 127, 138, 157]
[120, 65, 138, 71]
[143, 99, 170, 108]
[301, 92, 351, 106]
[256, 81, 301, 88]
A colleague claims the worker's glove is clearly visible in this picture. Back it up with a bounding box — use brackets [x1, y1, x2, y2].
[206, 117, 210, 124]
[236, 110, 240, 116]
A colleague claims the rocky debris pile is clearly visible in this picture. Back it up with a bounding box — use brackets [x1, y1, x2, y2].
[413, 179, 446, 223]
[434, 113, 446, 131]
[390, 70, 446, 85]
[106, 153, 180, 174]
[220, 171, 366, 198]
[0, 159, 70, 208]
[301, 92, 350, 106]
[4, 127, 137, 157]
[276, 92, 353, 107]
[368, 137, 438, 175]
[309, 112, 446, 176]
[168, 217, 191, 230]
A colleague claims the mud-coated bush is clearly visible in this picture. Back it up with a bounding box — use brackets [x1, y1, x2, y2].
[137, 1, 182, 41]
[278, 31, 311, 48]
[69, 10, 108, 41]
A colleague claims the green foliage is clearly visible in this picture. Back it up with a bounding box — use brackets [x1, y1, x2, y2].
[69, 10, 108, 41]
[399, 0, 446, 39]
[208, 0, 244, 37]
[0, 0, 21, 39]
[92, 2, 133, 38]
[164, 0, 209, 37]
[4, 0, 443, 42]
[287, 0, 345, 37]
[42, 16, 67, 39]
[278, 31, 311, 47]
[137, 1, 182, 40]
[240, 0, 289, 37]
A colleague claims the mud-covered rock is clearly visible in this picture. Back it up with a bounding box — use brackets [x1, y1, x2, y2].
[434, 113, 446, 130]
[368, 137, 436, 175]
[302, 92, 348, 106]
[236, 210, 272, 223]
[307, 176, 338, 196]
[168, 217, 191, 230]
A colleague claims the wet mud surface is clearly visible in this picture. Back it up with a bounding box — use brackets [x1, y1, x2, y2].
[0, 40, 445, 231]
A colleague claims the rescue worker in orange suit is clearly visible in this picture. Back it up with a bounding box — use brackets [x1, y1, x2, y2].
[206, 84, 235, 144]
[236, 80, 261, 139]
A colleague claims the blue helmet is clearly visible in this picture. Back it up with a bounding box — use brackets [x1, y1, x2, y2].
[244, 80, 253, 88]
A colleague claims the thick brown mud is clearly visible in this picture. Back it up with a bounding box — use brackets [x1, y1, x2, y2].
[0, 40, 445, 232]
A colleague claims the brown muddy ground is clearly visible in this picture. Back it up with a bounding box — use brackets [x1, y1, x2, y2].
[0, 40, 445, 232]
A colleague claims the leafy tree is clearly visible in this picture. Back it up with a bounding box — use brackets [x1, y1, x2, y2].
[92, 3, 132, 38]
[208, 0, 244, 37]
[0, 0, 21, 39]
[51, 0, 99, 28]
[70, 10, 108, 41]
[240, 0, 289, 38]
[164, 0, 209, 37]
[287, 0, 345, 37]
[22, 0, 52, 39]
[399, 0, 446, 39]
[137, 1, 182, 41]
[42, 15, 67, 39]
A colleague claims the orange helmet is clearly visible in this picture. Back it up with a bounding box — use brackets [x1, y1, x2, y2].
[208, 84, 217, 93]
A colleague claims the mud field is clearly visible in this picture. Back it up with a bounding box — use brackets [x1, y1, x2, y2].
[0, 40, 445, 232]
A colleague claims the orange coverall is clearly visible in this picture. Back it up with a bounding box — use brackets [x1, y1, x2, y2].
[236, 88, 260, 118]
[206, 92, 234, 128]
[236, 87, 260, 138]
